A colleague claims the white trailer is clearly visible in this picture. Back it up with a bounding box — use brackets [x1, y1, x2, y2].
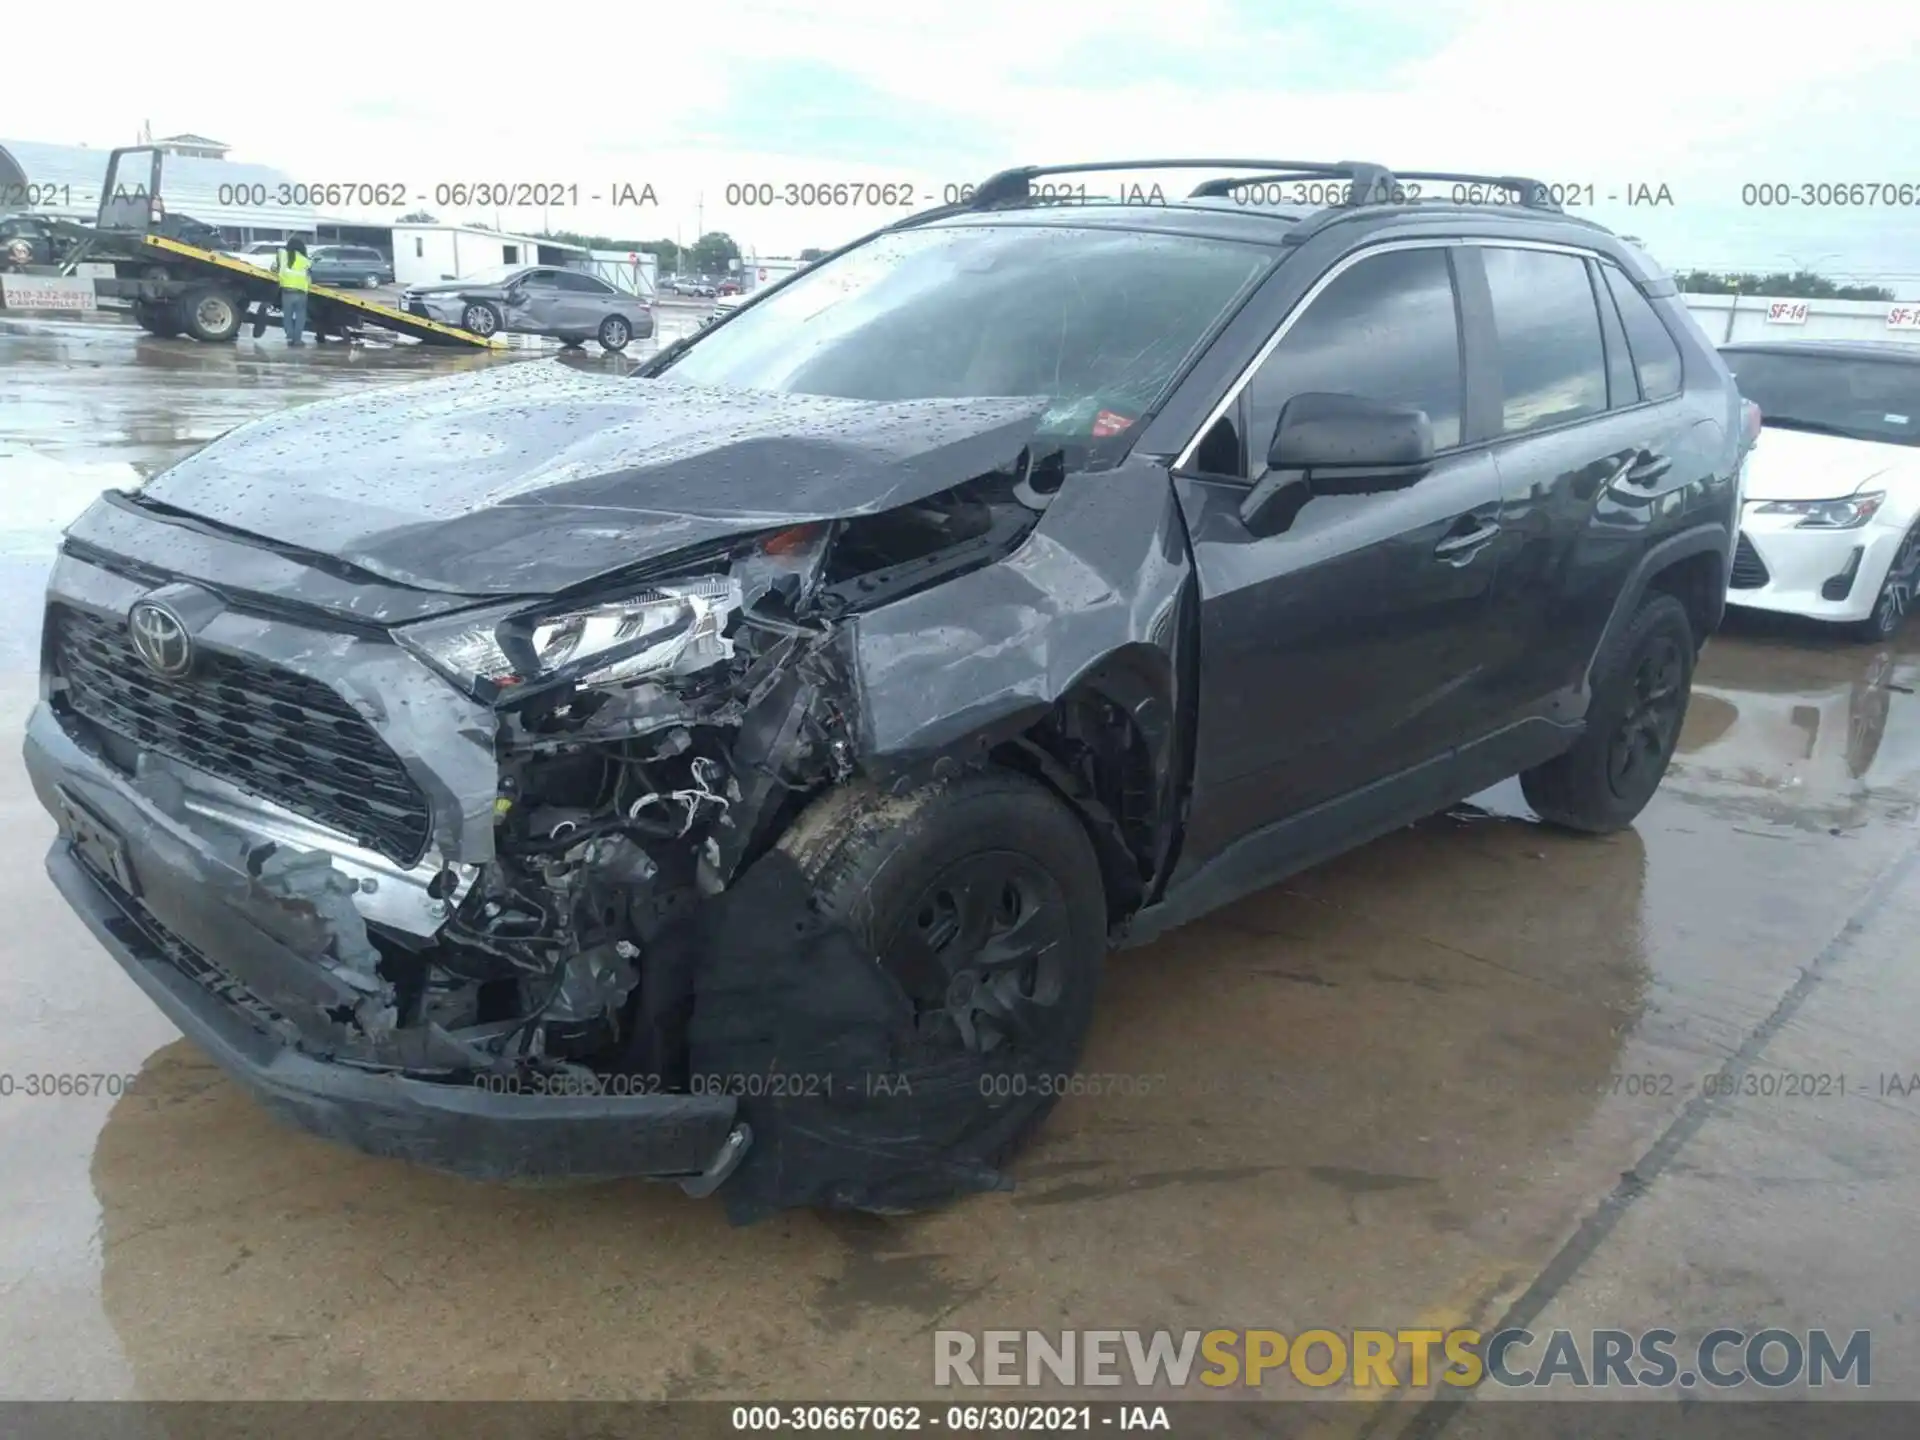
[392, 223, 592, 285]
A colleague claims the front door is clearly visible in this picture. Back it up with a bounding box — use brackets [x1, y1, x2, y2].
[505, 270, 564, 332]
[1171, 243, 1516, 872]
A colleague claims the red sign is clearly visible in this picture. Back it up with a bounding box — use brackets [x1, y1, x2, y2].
[1091, 410, 1135, 438]
[628, 251, 639, 262]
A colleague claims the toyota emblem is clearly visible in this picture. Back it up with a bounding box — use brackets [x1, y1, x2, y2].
[128, 600, 194, 678]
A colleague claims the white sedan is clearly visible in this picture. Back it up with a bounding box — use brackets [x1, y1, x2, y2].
[1721, 340, 1920, 642]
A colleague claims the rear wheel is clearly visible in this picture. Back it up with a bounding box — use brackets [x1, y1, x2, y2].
[177, 285, 240, 342]
[1520, 592, 1694, 833]
[131, 300, 181, 337]
[597, 314, 631, 351]
[1850, 524, 1920, 643]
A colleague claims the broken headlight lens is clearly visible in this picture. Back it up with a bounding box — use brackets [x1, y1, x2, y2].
[399, 576, 741, 700]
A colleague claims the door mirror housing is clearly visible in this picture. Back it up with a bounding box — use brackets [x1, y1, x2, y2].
[1240, 393, 1437, 536]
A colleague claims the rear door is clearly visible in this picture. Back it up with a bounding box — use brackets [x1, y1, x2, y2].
[554, 270, 617, 330]
[1171, 241, 1514, 868]
[1470, 243, 1701, 728]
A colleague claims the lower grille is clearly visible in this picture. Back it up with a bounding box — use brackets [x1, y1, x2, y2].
[1730, 533, 1770, 590]
[78, 845, 291, 1041]
[50, 604, 432, 865]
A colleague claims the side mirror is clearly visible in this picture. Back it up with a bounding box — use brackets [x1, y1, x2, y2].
[1241, 392, 1436, 536]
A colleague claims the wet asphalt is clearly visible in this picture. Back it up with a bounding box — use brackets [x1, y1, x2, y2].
[2, 314, 1919, 1417]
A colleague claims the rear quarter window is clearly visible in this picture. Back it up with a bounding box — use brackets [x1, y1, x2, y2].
[1602, 265, 1684, 400]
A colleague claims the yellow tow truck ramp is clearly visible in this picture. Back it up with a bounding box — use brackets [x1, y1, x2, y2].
[49, 146, 499, 349]
[134, 234, 501, 349]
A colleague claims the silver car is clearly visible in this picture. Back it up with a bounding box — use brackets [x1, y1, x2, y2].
[399, 264, 656, 350]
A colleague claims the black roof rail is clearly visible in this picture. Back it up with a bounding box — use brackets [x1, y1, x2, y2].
[964, 159, 1567, 216]
[965, 158, 1399, 209]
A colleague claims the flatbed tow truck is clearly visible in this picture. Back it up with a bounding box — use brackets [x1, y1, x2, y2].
[34, 147, 498, 349]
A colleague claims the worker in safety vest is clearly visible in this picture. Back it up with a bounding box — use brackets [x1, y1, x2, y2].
[274, 235, 311, 346]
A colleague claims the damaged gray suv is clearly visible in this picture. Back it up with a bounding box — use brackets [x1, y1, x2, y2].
[26, 160, 1747, 1219]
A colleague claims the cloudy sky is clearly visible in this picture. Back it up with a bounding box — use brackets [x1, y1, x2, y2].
[4, 0, 1919, 284]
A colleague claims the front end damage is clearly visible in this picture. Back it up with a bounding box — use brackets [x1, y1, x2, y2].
[27, 436, 1195, 1218]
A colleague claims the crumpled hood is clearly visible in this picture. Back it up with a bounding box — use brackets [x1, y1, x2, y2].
[138, 362, 1049, 595]
[1743, 425, 1920, 501]
[402, 279, 502, 295]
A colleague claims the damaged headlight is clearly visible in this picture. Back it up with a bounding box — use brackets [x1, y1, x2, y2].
[399, 575, 741, 701]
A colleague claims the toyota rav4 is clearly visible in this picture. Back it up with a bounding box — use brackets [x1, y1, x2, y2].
[24, 160, 1748, 1220]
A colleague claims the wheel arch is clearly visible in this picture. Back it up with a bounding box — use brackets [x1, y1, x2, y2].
[982, 640, 1188, 929]
[1591, 524, 1729, 678]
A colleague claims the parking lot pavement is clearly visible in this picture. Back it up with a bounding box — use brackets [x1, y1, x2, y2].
[2, 318, 1918, 1409]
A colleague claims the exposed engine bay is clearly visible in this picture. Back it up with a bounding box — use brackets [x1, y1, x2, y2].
[350, 459, 1056, 1096]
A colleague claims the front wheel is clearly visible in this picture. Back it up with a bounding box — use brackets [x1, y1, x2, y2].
[1521, 592, 1694, 833]
[698, 769, 1107, 1217]
[597, 314, 631, 351]
[1850, 525, 1920, 643]
[460, 300, 501, 337]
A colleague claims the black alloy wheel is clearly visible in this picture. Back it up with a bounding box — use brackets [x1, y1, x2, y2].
[883, 851, 1071, 1057]
[1607, 631, 1687, 796]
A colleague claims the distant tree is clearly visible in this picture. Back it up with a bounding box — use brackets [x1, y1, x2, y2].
[797, 247, 827, 262]
[1676, 268, 1893, 302]
[399, 210, 437, 223]
[543, 228, 666, 252]
[689, 230, 742, 276]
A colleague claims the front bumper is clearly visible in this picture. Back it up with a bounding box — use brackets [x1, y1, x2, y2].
[24, 700, 746, 1188]
[1726, 506, 1907, 623]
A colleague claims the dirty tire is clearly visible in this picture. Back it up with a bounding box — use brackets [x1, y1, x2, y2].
[597, 314, 631, 351]
[461, 300, 501, 337]
[178, 286, 240, 343]
[1521, 592, 1694, 833]
[693, 768, 1106, 1220]
[131, 300, 180, 338]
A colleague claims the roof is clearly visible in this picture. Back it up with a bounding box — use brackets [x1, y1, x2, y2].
[391, 220, 590, 253]
[155, 133, 228, 147]
[1720, 339, 1920, 363]
[916, 195, 1652, 280]
[0, 139, 315, 229]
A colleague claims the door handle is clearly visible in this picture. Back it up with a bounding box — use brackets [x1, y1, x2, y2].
[1622, 451, 1673, 487]
[1434, 521, 1500, 562]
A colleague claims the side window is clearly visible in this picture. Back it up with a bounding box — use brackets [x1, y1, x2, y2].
[1590, 260, 1639, 408]
[1482, 246, 1607, 434]
[1602, 265, 1683, 401]
[556, 271, 613, 293]
[519, 270, 558, 289]
[1241, 246, 1464, 474]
